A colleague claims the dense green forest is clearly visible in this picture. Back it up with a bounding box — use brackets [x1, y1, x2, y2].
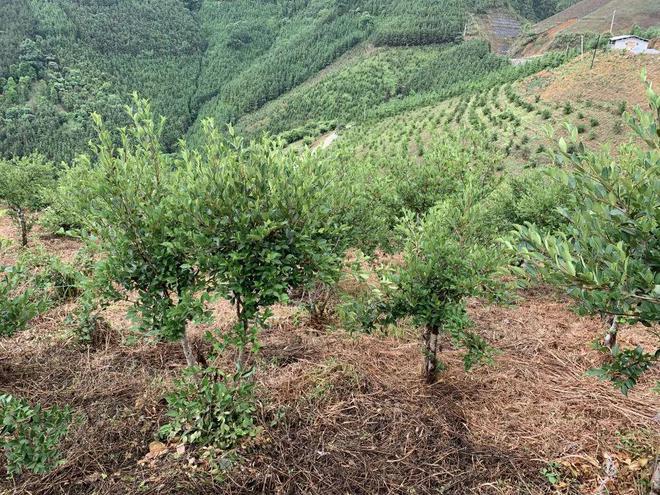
[1, 0, 577, 162]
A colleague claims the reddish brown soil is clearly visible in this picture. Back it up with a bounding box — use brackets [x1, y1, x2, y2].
[537, 52, 660, 107]
[521, 18, 578, 57]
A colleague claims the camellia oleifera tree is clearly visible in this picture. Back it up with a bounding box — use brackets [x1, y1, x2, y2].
[180, 122, 353, 371]
[508, 74, 659, 395]
[390, 207, 502, 383]
[66, 97, 355, 370]
[66, 98, 210, 366]
[386, 140, 508, 383]
[0, 154, 55, 247]
[158, 128, 356, 449]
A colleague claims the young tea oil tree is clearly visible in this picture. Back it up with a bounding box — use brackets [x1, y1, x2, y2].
[387, 140, 507, 382]
[389, 200, 504, 384]
[0, 154, 55, 246]
[40, 162, 104, 236]
[181, 122, 352, 371]
[379, 131, 510, 383]
[508, 75, 659, 394]
[67, 97, 209, 366]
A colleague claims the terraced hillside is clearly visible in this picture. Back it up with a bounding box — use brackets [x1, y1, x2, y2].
[322, 51, 660, 169]
[236, 41, 575, 144]
[467, 10, 523, 55]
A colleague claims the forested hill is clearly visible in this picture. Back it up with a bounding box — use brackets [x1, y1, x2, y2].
[1, 0, 575, 162]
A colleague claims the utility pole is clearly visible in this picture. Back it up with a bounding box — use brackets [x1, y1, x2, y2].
[591, 34, 601, 69]
[610, 10, 616, 34]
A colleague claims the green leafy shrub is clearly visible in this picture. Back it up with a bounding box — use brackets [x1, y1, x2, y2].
[40, 163, 100, 236]
[509, 74, 659, 391]
[22, 250, 84, 304]
[159, 367, 258, 450]
[0, 253, 48, 337]
[65, 96, 357, 374]
[337, 283, 389, 335]
[388, 203, 503, 383]
[0, 395, 72, 476]
[390, 132, 500, 217]
[184, 122, 355, 368]
[64, 98, 210, 366]
[588, 345, 660, 396]
[67, 293, 113, 348]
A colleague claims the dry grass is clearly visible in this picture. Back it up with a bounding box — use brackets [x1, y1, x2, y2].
[0, 215, 82, 266]
[1, 275, 657, 494]
[1, 217, 658, 494]
[535, 52, 660, 109]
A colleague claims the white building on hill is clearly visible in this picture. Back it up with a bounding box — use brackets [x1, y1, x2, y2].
[608, 35, 659, 55]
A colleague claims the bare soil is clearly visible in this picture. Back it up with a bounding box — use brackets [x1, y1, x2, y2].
[536, 52, 660, 108]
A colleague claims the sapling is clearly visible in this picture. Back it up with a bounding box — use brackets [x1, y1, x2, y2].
[389, 199, 504, 383]
[0, 154, 55, 246]
[387, 142, 507, 383]
[64, 97, 209, 366]
[182, 122, 353, 371]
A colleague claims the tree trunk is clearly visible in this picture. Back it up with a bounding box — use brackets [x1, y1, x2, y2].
[181, 330, 197, 367]
[423, 325, 441, 384]
[604, 316, 618, 350]
[651, 459, 660, 495]
[236, 316, 251, 372]
[17, 209, 28, 247]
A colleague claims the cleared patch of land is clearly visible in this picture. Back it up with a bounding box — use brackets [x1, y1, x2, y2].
[518, 0, 660, 56]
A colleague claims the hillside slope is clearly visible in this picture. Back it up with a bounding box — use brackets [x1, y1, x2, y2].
[319, 51, 659, 170]
[516, 0, 660, 56]
[0, 0, 584, 162]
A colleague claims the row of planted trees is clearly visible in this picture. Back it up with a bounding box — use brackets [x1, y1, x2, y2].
[3, 84, 658, 388]
[63, 99, 356, 371]
[0, 97, 363, 470]
[0, 100, 511, 471]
